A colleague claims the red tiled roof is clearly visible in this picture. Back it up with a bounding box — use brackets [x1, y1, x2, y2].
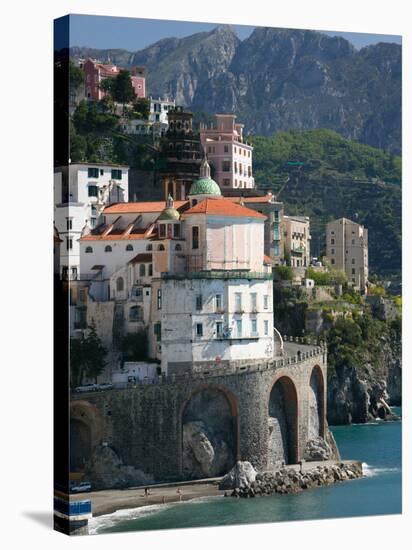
[129, 253, 153, 264]
[104, 201, 188, 214]
[183, 198, 266, 219]
[263, 255, 273, 265]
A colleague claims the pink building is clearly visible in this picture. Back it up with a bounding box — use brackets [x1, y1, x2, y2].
[83, 58, 146, 101]
[200, 114, 255, 190]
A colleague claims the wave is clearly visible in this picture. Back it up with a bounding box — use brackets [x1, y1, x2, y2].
[362, 462, 401, 478]
[88, 495, 221, 535]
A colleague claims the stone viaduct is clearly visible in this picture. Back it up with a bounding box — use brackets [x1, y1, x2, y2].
[71, 342, 327, 484]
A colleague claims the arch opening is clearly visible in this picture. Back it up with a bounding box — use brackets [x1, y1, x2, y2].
[268, 376, 298, 466]
[308, 366, 325, 439]
[181, 386, 238, 479]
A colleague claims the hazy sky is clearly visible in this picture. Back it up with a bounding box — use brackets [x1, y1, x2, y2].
[67, 14, 401, 52]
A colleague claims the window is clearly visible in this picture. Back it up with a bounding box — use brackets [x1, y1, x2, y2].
[90, 217, 96, 228]
[154, 322, 161, 341]
[85, 246, 93, 254]
[88, 185, 98, 197]
[146, 244, 153, 251]
[159, 224, 166, 238]
[264, 295, 269, 310]
[215, 294, 223, 311]
[66, 238, 72, 250]
[251, 319, 258, 335]
[116, 277, 124, 292]
[196, 295, 202, 310]
[175, 243, 182, 251]
[100, 169, 104, 176]
[250, 293, 257, 311]
[248, 166, 251, 177]
[352, 268, 356, 275]
[236, 319, 242, 337]
[234, 161, 238, 174]
[235, 292, 242, 312]
[331, 259, 335, 265]
[139, 264, 146, 277]
[331, 248, 335, 255]
[192, 226, 199, 249]
[264, 320, 269, 335]
[111, 169, 122, 180]
[148, 264, 153, 276]
[196, 323, 203, 337]
[173, 224, 180, 238]
[88, 167, 99, 178]
[273, 243, 279, 256]
[129, 306, 143, 322]
[157, 289, 162, 309]
[331, 238, 335, 245]
[223, 179, 230, 186]
[352, 258, 355, 264]
[126, 244, 134, 251]
[352, 239, 355, 245]
[158, 244, 165, 251]
[224, 145, 229, 153]
[216, 321, 223, 337]
[79, 288, 87, 303]
[222, 160, 231, 172]
[105, 245, 112, 252]
[66, 218, 72, 230]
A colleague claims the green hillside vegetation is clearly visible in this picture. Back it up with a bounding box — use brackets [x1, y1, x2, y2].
[250, 130, 401, 277]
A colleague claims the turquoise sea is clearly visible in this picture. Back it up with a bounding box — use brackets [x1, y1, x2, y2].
[90, 408, 402, 534]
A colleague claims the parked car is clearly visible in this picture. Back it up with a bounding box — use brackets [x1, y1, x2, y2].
[97, 383, 114, 391]
[74, 383, 98, 393]
[70, 480, 92, 493]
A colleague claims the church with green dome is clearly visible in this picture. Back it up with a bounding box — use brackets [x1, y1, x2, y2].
[188, 156, 221, 205]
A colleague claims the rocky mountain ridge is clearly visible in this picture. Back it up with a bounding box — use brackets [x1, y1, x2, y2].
[71, 25, 401, 153]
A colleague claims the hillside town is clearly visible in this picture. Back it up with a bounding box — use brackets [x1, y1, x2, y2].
[55, 57, 371, 386]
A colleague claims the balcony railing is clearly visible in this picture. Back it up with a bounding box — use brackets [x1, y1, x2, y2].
[162, 270, 272, 281]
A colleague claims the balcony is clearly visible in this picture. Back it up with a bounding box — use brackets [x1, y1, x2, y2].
[161, 270, 272, 281]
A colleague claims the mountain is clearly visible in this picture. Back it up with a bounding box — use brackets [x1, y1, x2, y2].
[250, 130, 401, 276]
[71, 26, 401, 153]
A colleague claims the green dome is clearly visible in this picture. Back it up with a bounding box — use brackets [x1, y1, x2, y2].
[189, 177, 221, 196]
[158, 207, 180, 221]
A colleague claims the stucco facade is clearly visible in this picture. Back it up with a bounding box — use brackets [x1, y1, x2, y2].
[326, 217, 368, 292]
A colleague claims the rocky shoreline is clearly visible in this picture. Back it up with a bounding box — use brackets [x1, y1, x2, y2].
[220, 460, 363, 499]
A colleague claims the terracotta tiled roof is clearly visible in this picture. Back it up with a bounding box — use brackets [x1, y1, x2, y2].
[183, 198, 266, 219]
[104, 201, 188, 214]
[263, 255, 273, 265]
[129, 253, 153, 264]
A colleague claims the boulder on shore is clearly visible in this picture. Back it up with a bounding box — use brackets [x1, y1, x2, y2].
[219, 461, 257, 490]
[304, 437, 333, 461]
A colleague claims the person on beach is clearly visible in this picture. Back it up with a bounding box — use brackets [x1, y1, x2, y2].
[176, 488, 182, 501]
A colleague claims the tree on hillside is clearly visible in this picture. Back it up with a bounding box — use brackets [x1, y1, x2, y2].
[69, 60, 84, 92]
[129, 98, 150, 120]
[70, 322, 107, 387]
[100, 70, 136, 112]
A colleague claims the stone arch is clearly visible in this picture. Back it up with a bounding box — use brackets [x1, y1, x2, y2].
[308, 365, 325, 439]
[70, 401, 105, 473]
[180, 384, 239, 479]
[268, 376, 298, 466]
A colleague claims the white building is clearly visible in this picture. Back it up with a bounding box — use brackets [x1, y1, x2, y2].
[54, 162, 129, 279]
[76, 158, 277, 375]
[121, 96, 175, 137]
[283, 215, 311, 270]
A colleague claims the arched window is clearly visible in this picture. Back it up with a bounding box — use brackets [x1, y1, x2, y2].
[175, 243, 182, 251]
[146, 244, 153, 251]
[116, 277, 124, 292]
[85, 246, 93, 253]
[126, 244, 133, 251]
[158, 244, 165, 251]
[139, 264, 146, 277]
[105, 245, 112, 252]
[148, 263, 153, 276]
